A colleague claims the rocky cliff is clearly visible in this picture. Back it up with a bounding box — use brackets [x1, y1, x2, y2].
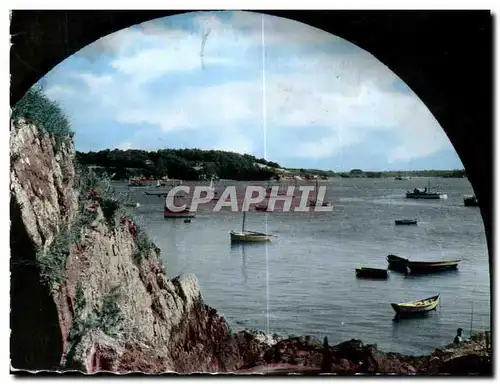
[9, 119, 491, 375]
[9, 119, 248, 373]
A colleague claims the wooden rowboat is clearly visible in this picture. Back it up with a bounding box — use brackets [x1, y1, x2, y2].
[229, 230, 272, 243]
[391, 294, 440, 315]
[355, 267, 388, 279]
[387, 254, 460, 274]
[395, 219, 417, 225]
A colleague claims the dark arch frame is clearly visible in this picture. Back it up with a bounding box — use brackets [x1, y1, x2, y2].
[10, 10, 493, 281]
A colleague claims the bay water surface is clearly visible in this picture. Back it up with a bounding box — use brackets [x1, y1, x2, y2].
[115, 177, 490, 355]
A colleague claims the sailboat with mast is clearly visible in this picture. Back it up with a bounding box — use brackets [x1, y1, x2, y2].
[229, 211, 273, 242]
[208, 175, 218, 200]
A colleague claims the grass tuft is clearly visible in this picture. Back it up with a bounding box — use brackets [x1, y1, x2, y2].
[67, 283, 125, 357]
[12, 85, 74, 151]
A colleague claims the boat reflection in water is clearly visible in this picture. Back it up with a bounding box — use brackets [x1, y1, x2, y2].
[230, 243, 248, 284]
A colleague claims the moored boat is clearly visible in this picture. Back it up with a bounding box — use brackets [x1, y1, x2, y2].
[391, 294, 440, 315]
[124, 202, 140, 208]
[255, 202, 268, 212]
[463, 195, 479, 207]
[386, 254, 461, 274]
[229, 230, 272, 242]
[405, 181, 445, 199]
[128, 177, 155, 187]
[208, 176, 219, 200]
[230, 211, 273, 243]
[395, 219, 417, 225]
[355, 267, 388, 279]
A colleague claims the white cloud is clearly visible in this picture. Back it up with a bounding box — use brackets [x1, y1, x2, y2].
[48, 11, 455, 166]
[44, 84, 75, 99]
[116, 141, 134, 150]
[213, 132, 255, 155]
[229, 11, 344, 46]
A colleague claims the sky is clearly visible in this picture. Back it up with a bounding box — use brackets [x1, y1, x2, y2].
[40, 10, 464, 172]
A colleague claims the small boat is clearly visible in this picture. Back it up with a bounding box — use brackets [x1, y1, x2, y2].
[395, 175, 411, 180]
[229, 211, 273, 243]
[124, 202, 140, 208]
[386, 254, 461, 274]
[463, 195, 479, 207]
[230, 230, 273, 242]
[128, 177, 155, 187]
[156, 180, 166, 188]
[391, 294, 440, 315]
[395, 219, 417, 225]
[355, 267, 388, 279]
[208, 176, 218, 200]
[184, 218, 191, 223]
[405, 180, 445, 199]
[145, 191, 168, 197]
[255, 203, 268, 212]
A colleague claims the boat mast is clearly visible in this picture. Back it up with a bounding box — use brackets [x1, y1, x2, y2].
[470, 301, 474, 337]
[242, 211, 246, 232]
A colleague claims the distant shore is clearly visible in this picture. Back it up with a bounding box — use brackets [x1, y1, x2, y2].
[76, 148, 466, 182]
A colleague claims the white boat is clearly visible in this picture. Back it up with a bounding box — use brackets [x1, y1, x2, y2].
[391, 294, 440, 315]
[229, 211, 273, 242]
[209, 176, 218, 200]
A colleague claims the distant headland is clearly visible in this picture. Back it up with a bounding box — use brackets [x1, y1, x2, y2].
[76, 148, 467, 182]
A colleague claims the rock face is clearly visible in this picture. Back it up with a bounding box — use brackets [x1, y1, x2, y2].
[236, 334, 492, 375]
[9, 120, 491, 375]
[10, 119, 78, 370]
[9, 120, 243, 373]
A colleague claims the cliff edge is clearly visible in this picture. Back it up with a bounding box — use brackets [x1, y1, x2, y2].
[10, 119, 244, 373]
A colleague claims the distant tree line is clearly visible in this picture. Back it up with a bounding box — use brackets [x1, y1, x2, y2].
[75, 149, 282, 181]
[336, 169, 467, 178]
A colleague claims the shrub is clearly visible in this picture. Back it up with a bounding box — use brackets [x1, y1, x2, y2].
[132, 230, 155, 267]
[11, 85, 74, 150]
[96, 285, 125, 337]
[37, 208, 99, 288]
[67, 283, 125, 357]
[75, 167, 123, 228]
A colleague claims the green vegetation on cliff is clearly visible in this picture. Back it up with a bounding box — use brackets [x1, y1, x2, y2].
[12, 85, 74, 150]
